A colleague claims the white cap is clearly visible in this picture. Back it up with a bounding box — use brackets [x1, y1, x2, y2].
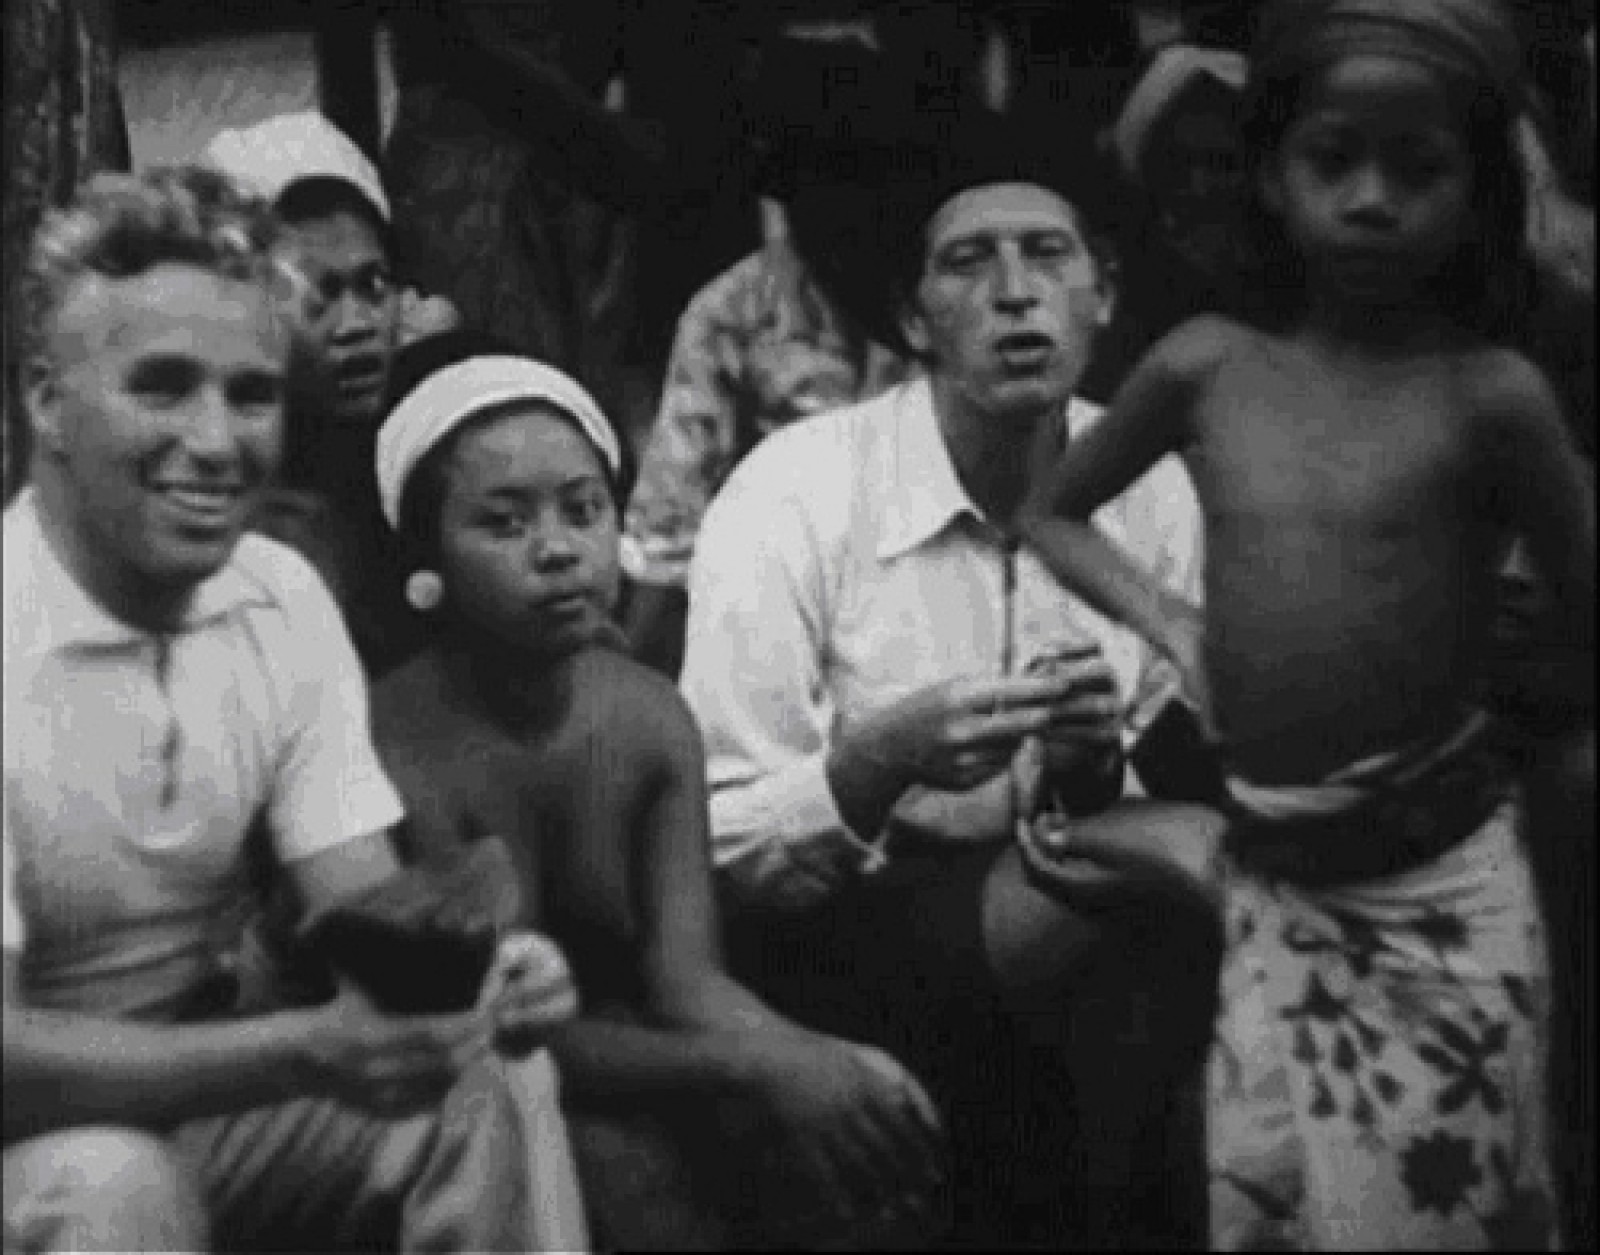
[376, 356, 624, 529]
[1111, 46, 1247, 184]
[202, 110, 390, 223]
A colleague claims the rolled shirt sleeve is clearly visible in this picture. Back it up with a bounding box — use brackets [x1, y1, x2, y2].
[681, 465, 883, 916]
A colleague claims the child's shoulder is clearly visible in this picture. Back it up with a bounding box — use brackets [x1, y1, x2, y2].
[1142, 314, 1254, 385]
[1453, 340, 1560, 411]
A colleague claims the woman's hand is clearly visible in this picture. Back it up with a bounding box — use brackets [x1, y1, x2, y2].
[732, 1033, 947, 1243]
[482, 933, 580, 1056]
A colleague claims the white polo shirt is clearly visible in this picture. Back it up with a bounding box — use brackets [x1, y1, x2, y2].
[2, 490, 403, 1018]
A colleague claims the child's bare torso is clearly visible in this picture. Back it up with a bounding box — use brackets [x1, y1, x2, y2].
[1186, 327, 1506, 785]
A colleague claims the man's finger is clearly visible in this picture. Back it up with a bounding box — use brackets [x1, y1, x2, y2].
[803, 1136, 872, 1224]
[960, 704, 1057, 744]
[967, 672, 1082, 710]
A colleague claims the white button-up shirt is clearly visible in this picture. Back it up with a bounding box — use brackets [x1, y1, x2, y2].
[3, 490, 403, 1017]
[681, 378, 1204, 915]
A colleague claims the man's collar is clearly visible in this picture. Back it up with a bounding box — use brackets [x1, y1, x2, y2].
[876, 381, 1094, 561]
[12, 489, 274, 648]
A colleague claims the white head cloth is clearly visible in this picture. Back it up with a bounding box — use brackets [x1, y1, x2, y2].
[376, 356, 623, 529]
[202, 110, 391, 223]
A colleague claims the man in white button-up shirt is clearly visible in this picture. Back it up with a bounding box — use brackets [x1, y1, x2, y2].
[682, 119, 1220, 1247]
[3, 167, 584, 1253]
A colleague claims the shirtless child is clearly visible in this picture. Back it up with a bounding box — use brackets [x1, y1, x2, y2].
[1018, 0, 1594, 1248]
[367, 332, 946, 1250]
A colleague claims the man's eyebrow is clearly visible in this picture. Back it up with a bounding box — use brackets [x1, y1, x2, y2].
[124, 354, 198, 379]
[230, 364, 284, 383]
[932, 231, 996, 255]
[476, 485, 534, 502]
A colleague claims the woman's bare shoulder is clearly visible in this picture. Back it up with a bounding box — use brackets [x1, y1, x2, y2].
[570, 647, 702, 767]
[368, 651, 512, 785]
[371, 652, 458, 738]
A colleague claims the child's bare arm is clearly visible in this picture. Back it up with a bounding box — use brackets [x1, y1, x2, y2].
[1020, 317, 1225, 656]
[1482, 352, 1596, 670]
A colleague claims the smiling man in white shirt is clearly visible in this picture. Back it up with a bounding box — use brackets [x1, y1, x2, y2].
[681, 116, 1220, 1249]
[2, 166, 582, 1254]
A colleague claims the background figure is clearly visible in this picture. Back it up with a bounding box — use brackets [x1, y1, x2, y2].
[2, 0, 128, 501]
[203, 109, 454, 680]
[1506, 0, 1595, 202]
[985, 0, 1147, 136]
[1084, 43, 1251, 402]
[620, 25, 934, 674]
[381, 0, 721, 450]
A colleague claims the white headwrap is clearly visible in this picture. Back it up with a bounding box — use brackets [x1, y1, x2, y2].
[1111, 46, 1248, 183]
[376, 356, 623, 529]
[202, 110, 391, 223]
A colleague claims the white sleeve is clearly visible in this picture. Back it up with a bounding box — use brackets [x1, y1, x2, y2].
[263, 550, 404, 863]
[680, 470, 881, 916]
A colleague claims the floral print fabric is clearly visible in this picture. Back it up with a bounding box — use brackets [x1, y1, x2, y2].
[1208, 800, 1559, 1250]
[624, 240, 912, 587]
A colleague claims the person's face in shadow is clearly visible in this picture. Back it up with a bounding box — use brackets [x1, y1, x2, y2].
[1148, 101, 1250, 276]
[279, 209, 400, 430]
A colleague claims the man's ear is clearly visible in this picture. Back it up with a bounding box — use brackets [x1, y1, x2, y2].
[1092, 253, 1119, 329]
[22, 356, 66, 457]
[897, 293, 932, 359]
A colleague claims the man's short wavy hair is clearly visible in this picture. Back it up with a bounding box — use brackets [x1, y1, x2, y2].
[25, 165, 288, 361]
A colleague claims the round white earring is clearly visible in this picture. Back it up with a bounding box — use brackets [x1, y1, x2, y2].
[406, 570, 444, 612]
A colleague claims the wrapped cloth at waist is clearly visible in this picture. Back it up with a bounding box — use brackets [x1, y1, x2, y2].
[1222, 711, 1515, 887]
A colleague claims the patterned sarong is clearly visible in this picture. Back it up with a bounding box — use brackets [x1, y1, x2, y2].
[1209, 721, 1560, 1249]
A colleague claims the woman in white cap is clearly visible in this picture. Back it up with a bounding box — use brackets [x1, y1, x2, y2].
[366, 330, 949, 1251]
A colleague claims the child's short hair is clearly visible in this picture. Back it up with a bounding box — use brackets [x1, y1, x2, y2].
[380, 330, 634, 566]
[1239, 0, 1533, 339]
